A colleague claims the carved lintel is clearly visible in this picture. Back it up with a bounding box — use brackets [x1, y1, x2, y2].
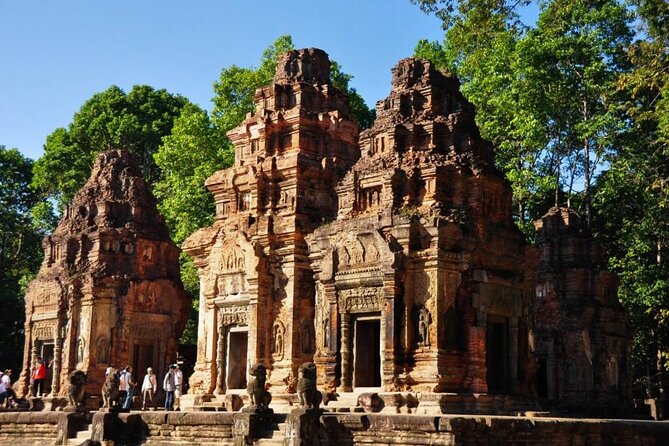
[218, 304, 249, 327]
[339, 287, 384, 313]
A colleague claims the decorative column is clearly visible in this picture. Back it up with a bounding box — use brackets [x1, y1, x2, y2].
[50, 327, 63, 395]
[340, 312, 352, 391]
[215, 319, 225, 394]
[509, 317, 519, 387]
[468, 309, 488, 393]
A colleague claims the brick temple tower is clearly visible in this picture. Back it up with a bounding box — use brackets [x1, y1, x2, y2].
[182, 49, 359, 401]
[307, 58, 537, 400]
[20, 150, 190, 400]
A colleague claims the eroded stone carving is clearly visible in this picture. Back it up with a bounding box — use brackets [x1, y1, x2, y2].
[20, 150, 190, 399]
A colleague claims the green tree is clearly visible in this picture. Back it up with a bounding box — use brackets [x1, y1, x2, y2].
[0, 146, 44, 374]
[414, 0, 554, 234]
[32, 85, 190, 210]
[592, 0, 669, 396]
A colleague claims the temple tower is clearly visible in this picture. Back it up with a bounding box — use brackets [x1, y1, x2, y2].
[534, 207, 630, 412]
[183, 49, 359, 398]
[307, 58, 537, 395]
[20, 150, 190, 400]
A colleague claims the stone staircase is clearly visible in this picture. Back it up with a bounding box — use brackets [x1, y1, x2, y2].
[65, 419, 93, 446]
[253, 413, 287, 445]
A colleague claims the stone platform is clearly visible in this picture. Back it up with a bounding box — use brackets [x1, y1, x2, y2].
[1, 410, 669, 445]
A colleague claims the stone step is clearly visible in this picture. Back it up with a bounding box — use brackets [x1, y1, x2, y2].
[65, 424, 93, 446]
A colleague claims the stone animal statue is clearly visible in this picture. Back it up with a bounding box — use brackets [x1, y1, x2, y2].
[246, 363, 271, 409]
[67, 370, 87, 409]
[101, 368, 120, 408]
[297, 362, 321, 410]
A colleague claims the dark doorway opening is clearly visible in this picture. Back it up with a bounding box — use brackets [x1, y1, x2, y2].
[133, 344, 156, 385]
[40, 342, 54, 395]
[354, 318, 381, 388]
[227, 330, 248, 389]
[537, 358, 549, 398]
[486, 315, 509, 393]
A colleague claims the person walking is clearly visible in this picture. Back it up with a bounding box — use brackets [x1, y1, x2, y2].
[141, 367, 157, 410]
[2, 369, 17, 408]
[0, 371, 6, 407]
[173, 364, 183, 411]
[163, 364, 176, 411]
[31, 356, 47, 397]
[122, 366, 137, 410]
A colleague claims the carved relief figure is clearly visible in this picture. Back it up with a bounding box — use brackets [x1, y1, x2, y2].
[272, 322, 285, 359]
[96, 337, 110, 364]
[418, 306, 431, 347]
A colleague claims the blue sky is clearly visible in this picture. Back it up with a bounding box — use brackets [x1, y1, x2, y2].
[1, 1, 538, 161]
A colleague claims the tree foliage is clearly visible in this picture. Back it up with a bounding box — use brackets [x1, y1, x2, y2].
[413, 0, 669, 398]
[0, 146, 44, 374]
[32, 85, 190, 210]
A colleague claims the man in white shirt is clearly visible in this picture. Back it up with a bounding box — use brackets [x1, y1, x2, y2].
[141, 367, 157, 410]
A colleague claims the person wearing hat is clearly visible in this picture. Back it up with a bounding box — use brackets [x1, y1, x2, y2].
[163, 364, 176, 411]
[141, 367, 157, 410]
[173, 364, 183, 411]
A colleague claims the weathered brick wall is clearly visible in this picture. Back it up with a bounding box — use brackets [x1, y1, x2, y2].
[91, 411, 236, 445]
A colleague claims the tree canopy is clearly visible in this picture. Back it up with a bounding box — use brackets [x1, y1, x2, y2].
[0, 146, 43, 374]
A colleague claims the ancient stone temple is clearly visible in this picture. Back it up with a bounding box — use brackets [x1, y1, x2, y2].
[307, 58, 537, 396]
[19, 150, 190, 399]
[182, 48, 359, 398]
[534, 207, 630, 411]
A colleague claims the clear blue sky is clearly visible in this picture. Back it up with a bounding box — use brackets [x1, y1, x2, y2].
[1, 1, 538, 162]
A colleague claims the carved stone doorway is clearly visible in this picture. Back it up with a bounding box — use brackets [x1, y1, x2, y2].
[353, 316, 382, 388]
[132, 343, 156, 383]
[486, 315, 509, 393]
[38, 342, 54, 395]
[226, 328, 248, 390]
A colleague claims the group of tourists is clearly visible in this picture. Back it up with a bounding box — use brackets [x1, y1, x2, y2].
[0, 369, 18, 407]
[112, 363, 183, 411]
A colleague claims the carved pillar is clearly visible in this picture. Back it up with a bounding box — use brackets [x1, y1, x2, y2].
[51, 329, 63, 395]
[468, 309, 488, 393]
[340, 312, 352, 391]
[382, 271, 397, 388]
[215, 320, 225, 394]
[509, 317, 519, 387]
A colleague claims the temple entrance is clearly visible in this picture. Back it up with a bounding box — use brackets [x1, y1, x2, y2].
[39, 342, 54, 395]
[353, 317, 381, 388]
[132, 343, 156, 383]
[486, 315, 509, 393]
[226, 328, 248, 390]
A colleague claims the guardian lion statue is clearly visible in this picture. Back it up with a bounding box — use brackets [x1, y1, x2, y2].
[297, 362, 321, 410]
[67, 370, 87, 409]
[101, 368, 120, 409]
[246, 363, 271, 410]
